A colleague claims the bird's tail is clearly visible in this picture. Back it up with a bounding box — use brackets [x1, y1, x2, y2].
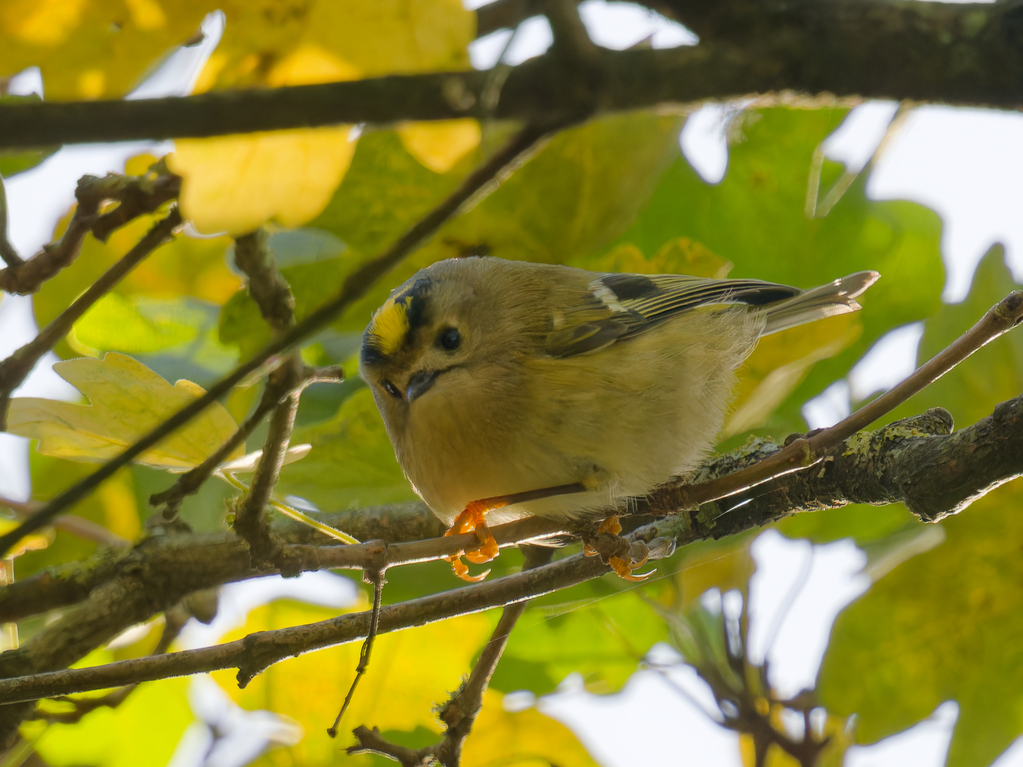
[762, 271, 881, 335]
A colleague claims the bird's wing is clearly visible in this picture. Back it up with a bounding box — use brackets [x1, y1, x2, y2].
[545, 273, 800, 358]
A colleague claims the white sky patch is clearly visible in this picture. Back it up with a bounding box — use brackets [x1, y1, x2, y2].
[848, 322, 925, 402]
[679, 104, 731, 184]
[868, 106, 1023, 301]
[578, 1, 697, 50]
[747, 531, 869, 699]
[802, 379, 852, 430]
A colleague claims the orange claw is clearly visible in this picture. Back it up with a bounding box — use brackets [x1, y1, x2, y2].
[609, 554, 654, 582]
[446, 554, 490, 582]
[597, 515, 622, 536]
[444, 498, 505, 580]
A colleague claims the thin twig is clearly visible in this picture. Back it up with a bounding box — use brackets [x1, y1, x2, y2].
[149, 393, 279, 515]
[0, 122, 556, 559]
[28, 601, 188, 724]
[0, 497, 129, 548]
[0, 172, 181, 294]
[328, 570, 385, 738]
[0, 207, 183, 429]
[348, 547, 551, 765]
[229, 228, 302, 565]
[0, 174, 22, 266]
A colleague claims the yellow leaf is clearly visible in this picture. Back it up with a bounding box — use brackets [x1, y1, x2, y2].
[7, 353, 242, 472]
[172, 46, 360, 234]
[398, 119, 481, 174]
[0, 518, 53, 559]
[213, 598, 498, 766]
[462, 690, 600, 767]
[0, 0, 214, 99]
[197, 0, 473, 93]
[171, 126, 357, 235]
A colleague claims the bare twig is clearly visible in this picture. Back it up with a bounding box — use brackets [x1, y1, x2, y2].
[232, 229, 295, 333]
[0, 207, 183, 429]
[0, 174, 22, 266]
[348, 547, 552, 765]
[28, 600, 189, 725]
[0, 172, 181, 294]
[228, 228, 302, 565]
[476, 0, 546, 38]
[0, 122, 557, 559]
[233, 370, 301, 565]
[0, 496, 129, 548]
[328, 569, 385, 738]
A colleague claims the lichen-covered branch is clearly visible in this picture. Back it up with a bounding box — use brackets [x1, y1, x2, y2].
[0, 391, 1019, 732]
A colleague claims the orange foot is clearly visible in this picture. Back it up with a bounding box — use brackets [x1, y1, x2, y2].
[584, 515, 623, 557]
[610, 550, 653, 582]
[444, 498, 504, 582]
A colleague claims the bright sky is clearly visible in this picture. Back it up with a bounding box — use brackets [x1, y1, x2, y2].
[4, 2, 1023, 766]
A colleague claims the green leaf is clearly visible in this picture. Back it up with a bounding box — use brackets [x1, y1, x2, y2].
[611, 107, 945, 436]
[492, 590, 668, 696]
[818, 483, 1023, 767]
[275, 388, 416, 511]
[818, 252, 1023, 767]
[71, 294, 203, 354]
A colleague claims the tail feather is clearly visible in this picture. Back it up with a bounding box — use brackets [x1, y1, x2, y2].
[762, 271, 880, 335]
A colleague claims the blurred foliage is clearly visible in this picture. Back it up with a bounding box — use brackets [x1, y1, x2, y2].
[5, 1, 1022, 765]
[818, 250, 1023, 767]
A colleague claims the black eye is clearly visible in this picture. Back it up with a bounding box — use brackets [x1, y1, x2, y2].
[382, 380, 401, 399]
[439, 327, 461, 351]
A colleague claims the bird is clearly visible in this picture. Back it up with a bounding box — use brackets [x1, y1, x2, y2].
[359, 256, 879, 581]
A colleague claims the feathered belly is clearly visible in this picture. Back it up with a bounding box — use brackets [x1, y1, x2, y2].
[400, 313, 758, 525]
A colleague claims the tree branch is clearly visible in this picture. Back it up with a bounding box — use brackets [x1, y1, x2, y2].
[2, 0, 1023, 150]
[1, 389, 1021, 716]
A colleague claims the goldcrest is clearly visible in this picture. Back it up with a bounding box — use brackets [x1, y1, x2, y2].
[360, 257, 878, 579]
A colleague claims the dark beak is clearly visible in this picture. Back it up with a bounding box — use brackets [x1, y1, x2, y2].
[406, 370, 439, 403]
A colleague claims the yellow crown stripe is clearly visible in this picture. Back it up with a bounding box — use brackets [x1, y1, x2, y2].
[369, 295, 411, 355]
